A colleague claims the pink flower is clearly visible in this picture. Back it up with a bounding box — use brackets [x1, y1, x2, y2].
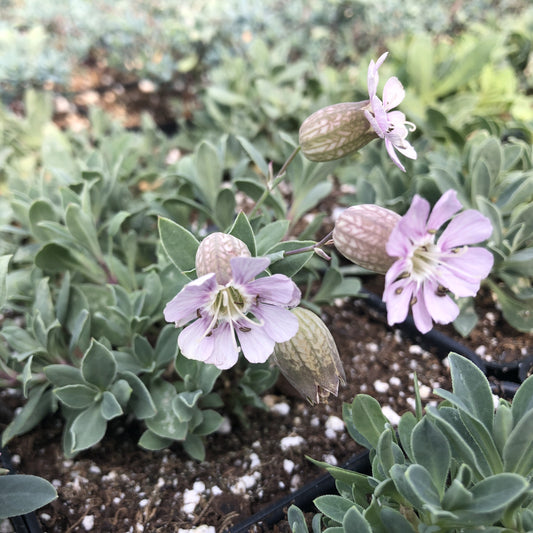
[383, 190, 494, 334]
[364, 52, 417, 172]
[164, 256, 301, 369]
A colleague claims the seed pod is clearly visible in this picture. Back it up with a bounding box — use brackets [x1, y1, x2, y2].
[333, 204, 400, 274]
[196, 232, 251, 284]
[272, 307, 345, 405]
[299, 101, 378, 162]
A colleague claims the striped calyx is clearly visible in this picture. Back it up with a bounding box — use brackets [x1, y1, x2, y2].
[333, 204, 400, 274]
[195, 232, 251, 284]
[272, 307, 345, 405]
[298, 101, 378, 162]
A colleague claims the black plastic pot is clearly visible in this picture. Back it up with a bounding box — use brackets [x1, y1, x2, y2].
[226, 450, 371, 533]
[0, 444, 43, 533]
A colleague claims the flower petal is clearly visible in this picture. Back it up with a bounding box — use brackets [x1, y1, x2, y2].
[236, 323, 276, 364]
[383, 277, 414, 326]
[395, 194, 431, 241]
[203, 322, 240, 369]
[164, 274, 217, 326]
[251, 304, 299, 342]
[230, 256, 270, 285]
[367, 52, 388, 99]
[384, 138, 406, 172]
[411, 293, 434, 334]
[426, 190, 461, 231]
[382, 77, 405, 110]
[438, 210, 493, 250]
[178, 315, 216, 361]
[423, 282, 459, 325]
[247, 275, 301, 307]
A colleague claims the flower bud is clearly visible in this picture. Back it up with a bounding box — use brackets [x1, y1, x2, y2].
[333, 204, 400, 274]
[195, 232, 251, 284]
[272, 307, 345, 405]
[299, 101, 378, 162]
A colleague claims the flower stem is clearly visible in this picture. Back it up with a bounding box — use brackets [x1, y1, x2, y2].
[283, 231, 333, 259]
[248, 145, 301, 219]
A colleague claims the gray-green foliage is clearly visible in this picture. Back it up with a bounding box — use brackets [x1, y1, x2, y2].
[290, 353, 533, 532]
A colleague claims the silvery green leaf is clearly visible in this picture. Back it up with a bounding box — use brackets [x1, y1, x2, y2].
[1, 325, 45, 361]
[289, 181, 332, 225]
[138, 429, 173, 451]
[493, 402, 513, 455]
[441, 479, 473, 511]
[110, 379, 132, 408]
[28, 199, 58, 241]
[68, 308, 91, 354]
[182, 433, 205, 461]
[511, 374, 533, 425]
[215, 187, 236, 231]
[502, 247, 533, 277]
[255, 220, 289, 255]
[411, 418, 451, 498]
[233, 178, 286, 220]
[194, 140, 223, 210]
[398, 411, 417, 463]
[119, 371, 156, 419]
[379, 507, 416, 533]
[81, 339, 117, 390]
[314, 495, 359, 524]
[192, 410, 223, 436]
[236, 135, 269, 178]
[154, 324, 179, 368]
[0, 254, 12, 308]
[441, 352, 494, 433]
[175, 354, 221, 394]
[395, 463, 441, 508]
[158, 216, 199, 273]
[44, 364, 84, 387]
[228, 211, 256, 256]
[348, 394, 390, 450]
[0, 475, 57, 519]
[65, 203, 102, 260]
[173, 390, 202, 422]
[141, 271, 163, 316]
[101, 391, 123, 420]
[343, 506, 372, 532]
[453, 297, 478, 337]
[487, 283, 533, 333]
[132, 334, 155, 371]
[55, 270, 70, 325]
[69, 403, 107, 453]
[145, 380, 188, 440]
[54, 384, 98, 409]
[287, 505, 309, 533]
[376, 428, 403, 476]
[502, 409, 533, 476]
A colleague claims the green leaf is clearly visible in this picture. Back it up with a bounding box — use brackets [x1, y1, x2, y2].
[255, 220, 289, 255]
[1, 385, 54, 446]
[289, 181, 332, 224]
[465, 474, 529, 514]
[69, 403, 107, 453]
[493, 402, 513, 455]
[441, 479, 473, 511]
[392, 464, 441, 508]
[182, 433, 205, 461]
[81, 339, 117, 390]
[192, 410, 223, 436]
[314, 495, 358, 524]
[398, 411, 417, 462]
[0, 475, 57, 519]
[267, 240, 314, 277]
[101, 391, 123, 420]
[228, 211, 256, 256]
[349, 394, 390, 450]
[442, 352, 494, 432]
[0, 325, 45, 361]
[0, 254, 12, 308]
[376, 428, 402, 475]
[236, 135, 269, 178]
[145, 380, 188, 440]
[215, 187, 236, 230]
[194, 140, 223, 210]
[511, 374, 533, 425]
[503, 408, 533, 476]
[411, 418, 451, 497]
[343, 506, 372, 532]
[379, 507, 416, 533]
[65, 203, 102, 259]
[44, 364, 84, 387]
[287, 505, 310, 533]
[138, 430, 173, 451]
[487, 283, 533, 333]
[158, 216, 199, 273]
[54, 384, 97, 409]
[173, 390, 202, 422]
[28, 199, 58, 241]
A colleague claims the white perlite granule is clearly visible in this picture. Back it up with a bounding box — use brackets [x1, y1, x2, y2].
[381, 405, 401, 426]
[280, 435, 305, 451]
[82, 515, 95, 531]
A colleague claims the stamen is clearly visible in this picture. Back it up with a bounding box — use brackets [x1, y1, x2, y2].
[395, 287, 403, 295]
[239, 326, 251, 332]
[436, 285, 447, 297]
[410, 296, 417, 305]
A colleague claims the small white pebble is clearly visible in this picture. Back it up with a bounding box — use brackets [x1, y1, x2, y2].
[89, 465, 101, 475]
[230, 475, 257, 495]
[283, 459, 295, 474]
[419, 385, 432, 400]
[139, 499, 149, 508]
[278, 481, 285, 489]
[475, 345, 486, 356]
[310, 416, 320, 427]
[280, 435, 305, 451]
[40, 513, 51, 521]
[366, 342, 379, 353]
[381, 405, 401, 426]
[136, 524, 144, 532]
[270, 402, 290, 416]
[211, 485, 222, 496]
[113, 497, 122, 504]
[389, 376, 401, 387]
[493, 394, 500, 409]
[325, 428, 337, 440]
[249, 453, 261, 469]
[325, 415, 344, 432]
[216, 417, 232, 434]
[178, 527, 216, 533]
[82, 515, 95, 531]
[290, 474, 301, 490]
[102, 470, 118, 482]
[373, 380, 390, 393]
[406, 397, 417, 410]
[409, 345, 424, 355]
[11, 454, 21, 466]
[322, 454, 338, 466]
[52, 479, 62, 488]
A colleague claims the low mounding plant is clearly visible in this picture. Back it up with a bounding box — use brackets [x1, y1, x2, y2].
[288, 353, 533, 532]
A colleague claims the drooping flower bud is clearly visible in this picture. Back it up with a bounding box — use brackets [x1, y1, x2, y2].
[271, 307, 345, 405]
[299, 101, 378, 162]
[333, 204, 400, 274]
[195, 232, 251, 284]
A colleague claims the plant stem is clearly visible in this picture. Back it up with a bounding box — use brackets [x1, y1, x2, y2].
[283, 231, 333, 259]
[248, 145, 301, 219]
